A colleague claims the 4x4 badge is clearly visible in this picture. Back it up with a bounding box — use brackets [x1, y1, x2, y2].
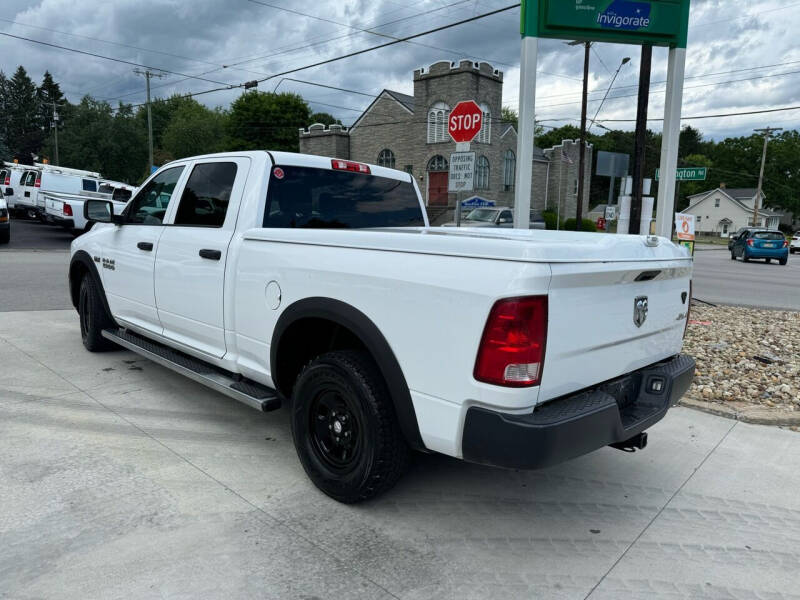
[634, 296, 648, 328]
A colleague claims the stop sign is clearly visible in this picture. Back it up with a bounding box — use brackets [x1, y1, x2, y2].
[448, 100, 483, 143]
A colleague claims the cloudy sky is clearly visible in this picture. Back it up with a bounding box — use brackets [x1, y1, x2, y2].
[1, 0, 799, 140]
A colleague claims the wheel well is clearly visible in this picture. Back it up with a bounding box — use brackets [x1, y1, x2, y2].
[69, 261, 89, 308]
[273, 317, 366, 397]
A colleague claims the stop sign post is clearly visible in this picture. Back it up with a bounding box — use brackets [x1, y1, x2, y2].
[449, 100, 483, 146]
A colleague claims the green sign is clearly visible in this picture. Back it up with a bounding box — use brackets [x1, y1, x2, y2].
[655, 166, 707, 181]
[522, 0, 690, 48]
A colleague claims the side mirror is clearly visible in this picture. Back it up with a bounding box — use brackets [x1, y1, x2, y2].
[85, 199, 123, 225]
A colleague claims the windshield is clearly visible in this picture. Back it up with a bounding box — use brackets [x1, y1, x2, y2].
[753, 232, 784, 241]
[264, 165, 424, 229]
[465, 209, 497, 222]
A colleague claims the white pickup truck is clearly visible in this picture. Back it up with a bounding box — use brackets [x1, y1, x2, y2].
[69, 151, 695, 502]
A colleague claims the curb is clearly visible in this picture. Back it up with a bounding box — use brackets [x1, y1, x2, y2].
[680, 397, 800, 427]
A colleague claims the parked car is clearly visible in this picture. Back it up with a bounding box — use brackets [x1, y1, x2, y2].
[70, 151, 695, 502]
[442, 206, 546, 229]
[0, 191, 10, 244]
[730, 229, 788, 264]
[790, 232, 800, 254]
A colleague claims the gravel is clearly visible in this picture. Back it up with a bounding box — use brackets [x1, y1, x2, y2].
[682, 304, 800, 414]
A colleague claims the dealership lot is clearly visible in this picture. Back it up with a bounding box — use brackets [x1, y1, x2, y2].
[2, 308, 800, 599]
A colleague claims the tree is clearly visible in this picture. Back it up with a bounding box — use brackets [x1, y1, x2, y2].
[226, 91, 310, 152]
[162, 100, 226, 159]
[501, 107, 518, 129]
[309, 112, 341, 127]
[37, 71, 64, 133]
[5, 66, 41, 161]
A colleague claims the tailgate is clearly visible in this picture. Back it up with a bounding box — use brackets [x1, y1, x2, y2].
[539, 259, 692, 402]
[45, 196, 63, 218]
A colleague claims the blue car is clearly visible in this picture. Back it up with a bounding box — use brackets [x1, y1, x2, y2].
[731, 229, 789, 265]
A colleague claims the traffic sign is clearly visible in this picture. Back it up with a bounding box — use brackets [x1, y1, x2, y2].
[655, 167, 707, 181]
[448, 101, 483, 144]
[448, 151, 476, 192]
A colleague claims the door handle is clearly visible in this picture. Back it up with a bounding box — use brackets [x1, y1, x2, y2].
[137, 242, 153, 251]
[199, 249, 222, 260]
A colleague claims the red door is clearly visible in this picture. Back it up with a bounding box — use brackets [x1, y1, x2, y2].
[428, 171, 449, 206]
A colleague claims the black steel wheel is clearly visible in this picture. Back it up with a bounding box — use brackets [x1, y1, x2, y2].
[291, 350, 410, 503]
[78, 275, 116, 352]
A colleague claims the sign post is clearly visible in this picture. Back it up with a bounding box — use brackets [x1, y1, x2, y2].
[448, 101, 483, 226]
[516, 0, 691, 234]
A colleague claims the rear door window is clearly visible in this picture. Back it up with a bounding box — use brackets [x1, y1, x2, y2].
[174, 162, 237, 227]
[23, 171, 36, 186]
[753, 232, 784, 240]
[264, 165, 424, 229]
[126, 166, 184, 225]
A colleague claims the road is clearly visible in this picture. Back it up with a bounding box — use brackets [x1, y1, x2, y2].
[692, 246, 800, 310]
[1, 309, 798, 599]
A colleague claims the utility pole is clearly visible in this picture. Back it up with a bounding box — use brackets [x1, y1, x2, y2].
[752, 127, 782, 227]
[629, 45, 652, 235]
[133, 69, 166, 173]
[569, 40, 591, 231]
[51, 101, 60, 166]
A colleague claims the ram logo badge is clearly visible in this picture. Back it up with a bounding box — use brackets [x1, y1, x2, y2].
[633, 296, 648, 328]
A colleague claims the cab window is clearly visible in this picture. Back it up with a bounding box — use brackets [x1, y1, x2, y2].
[82, 179, 98, 192]
[126, 167, 184, 225]
[173, 162, 237, 228]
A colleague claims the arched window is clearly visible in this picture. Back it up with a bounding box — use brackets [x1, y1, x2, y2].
[427, 102, 450, 143]
[475, 156, 490, 189]
[503, 150, 515, 191]
[476, 103, 491, 143]
[377, 149, 395, 169]
[427, 155, 448, 171]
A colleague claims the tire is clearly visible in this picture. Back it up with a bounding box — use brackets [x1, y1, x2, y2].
[780, 257, 788, 266]
[78, 274, 117, 352]
[291, 349, 410, 503]
[730, 251, 736, 260]
[743, 253, 750, 262]
[766, 258, 771, 264]
[0, 227, 9, 244]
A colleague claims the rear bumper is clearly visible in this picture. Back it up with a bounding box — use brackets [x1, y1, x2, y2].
[461, 353, 695, 470]
[746, 247, 788, 258]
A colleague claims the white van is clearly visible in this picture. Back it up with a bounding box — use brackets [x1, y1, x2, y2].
[22, 164, 103, 220]
[15, 168, 42, 218]
[1, 163, 35, 214]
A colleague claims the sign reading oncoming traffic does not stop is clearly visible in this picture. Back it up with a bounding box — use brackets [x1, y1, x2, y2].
[448, 151, 476, 192]
[449, 101, 483, 144]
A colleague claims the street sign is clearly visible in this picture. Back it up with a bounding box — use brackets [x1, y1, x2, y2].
[522, 0, 691, 48]
[655, 167, 707, 181]
[448, 101, 483, 144]
[596, 151, 629, 178]
[448, 151, 476, 192]
[461, 196, 494, 208]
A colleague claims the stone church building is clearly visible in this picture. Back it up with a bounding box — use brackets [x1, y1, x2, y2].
[299, 59, 591, 224]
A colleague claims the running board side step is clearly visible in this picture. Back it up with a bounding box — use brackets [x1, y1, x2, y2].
[102, 328, 281, 413]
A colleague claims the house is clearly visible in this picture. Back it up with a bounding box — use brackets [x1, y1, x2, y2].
[299, 59, 592, 224]
[682, 185, 784, 237]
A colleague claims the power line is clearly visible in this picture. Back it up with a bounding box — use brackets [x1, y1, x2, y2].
[0, 31, 240, 88]
[597, 105, 800, 123]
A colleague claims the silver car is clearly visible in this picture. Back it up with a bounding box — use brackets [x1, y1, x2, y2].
[443, 207, 546, 229]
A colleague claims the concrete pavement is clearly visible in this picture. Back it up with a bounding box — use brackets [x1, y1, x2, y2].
[692, 246, 800, 310]
[1, 310, 799, 599]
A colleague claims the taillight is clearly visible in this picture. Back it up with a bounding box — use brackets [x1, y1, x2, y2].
[63, 203, 73, 217]
[331, 159, 370, 174]
[3, 176, 9, 186]
[34, 175, 41, 188]
[783, 240, 789, 248]
[746, 239, 754, 247]
[474, 296, 548, 387]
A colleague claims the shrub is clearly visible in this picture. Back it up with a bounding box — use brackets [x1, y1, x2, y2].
[562, 218, 598, 232]
[542, 211, 560, 230]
